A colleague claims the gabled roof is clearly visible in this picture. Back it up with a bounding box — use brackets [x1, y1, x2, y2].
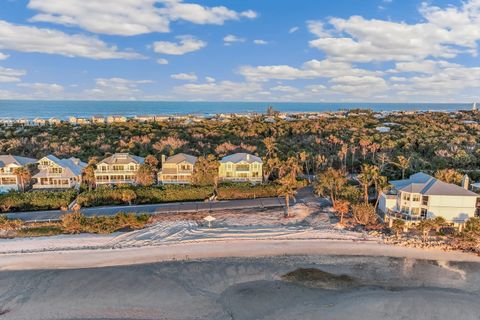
[391, 172, 478, 197]
[0, 155, 37, 168]
[35, 155, 87, 178]
[98, 153, 144, 165]
[164, 153, 197, 165]
[220, 153, 262, 164]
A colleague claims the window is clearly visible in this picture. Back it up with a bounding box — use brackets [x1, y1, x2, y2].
[402, 193, 411, 201]
[412, 194, 421, 202]
[422, 196, 429, 206]
[411, 207, 420, 216]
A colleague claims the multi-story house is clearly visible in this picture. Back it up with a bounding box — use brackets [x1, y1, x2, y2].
[91, 115, 106, 124]
[33, 155, 86, 189]
[69, 116, 91, 125]
[0, 155, 37, 193]
[33, 118, 47, 126]
[94, 153, 144, 185]
[379, 172, 480, 223]
[107, 115, 127, 124]
[158, 153, 197, 184]
[218, 153, 263, 184]
[134, 115, 156, 122]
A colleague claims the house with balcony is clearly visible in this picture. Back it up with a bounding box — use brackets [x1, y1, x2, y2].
[32, 155, 86, 189]
[218, 153, 263, 184]
[0, 155, 37, 193]
[158, 153, 197, 184]
[379, 172, 480, 223]
[94, 153, 144, 185]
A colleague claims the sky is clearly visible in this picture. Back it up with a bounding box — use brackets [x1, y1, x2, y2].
[0, 0, 480, 102]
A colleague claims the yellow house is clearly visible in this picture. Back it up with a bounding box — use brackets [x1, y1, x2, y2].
[219, 153, 263, 184]
[158, 153, 197, 184]
[94, 153, 144, 185]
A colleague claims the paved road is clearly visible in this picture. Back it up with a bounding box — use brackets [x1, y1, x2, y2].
[6, 197, 288, 222]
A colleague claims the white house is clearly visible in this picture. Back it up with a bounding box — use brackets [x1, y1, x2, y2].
[379, 172, 479, 223]
[33, 155, 87, 189]
[0, 155, 37, 193]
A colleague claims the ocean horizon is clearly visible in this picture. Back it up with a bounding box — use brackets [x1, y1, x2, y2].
[0, 100, 474, 120]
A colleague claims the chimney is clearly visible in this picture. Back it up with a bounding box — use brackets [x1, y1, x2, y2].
[161, 154, 166, 167]
[462, 174, 470, 190]
[246, 154, 250, 161]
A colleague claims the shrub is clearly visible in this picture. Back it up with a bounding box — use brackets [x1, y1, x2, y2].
[217, 183, 280, 200]
[0, 190, 77, 213]
[60, 212, 149, 234]
[351, 203, 377, 226]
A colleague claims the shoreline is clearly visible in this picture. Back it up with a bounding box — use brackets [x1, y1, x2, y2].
[1, 238, 479, 271]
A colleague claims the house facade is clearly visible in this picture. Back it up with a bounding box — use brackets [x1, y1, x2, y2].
[379, 172, 480, 223]
[158, 153, 197, 184]
[33, 155, 86, 189]
[0, 155, 37, 193]
[94, 153, 144, 185]
[219, 153, 263, 184]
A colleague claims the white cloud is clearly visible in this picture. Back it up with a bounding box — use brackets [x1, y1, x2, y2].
[308, 1, 480, 63]
[174, 80, 263, 100]
[28, 0, 257, 36]
[224, 34, 246, 45]
[0, 66, 26, 82]
[18, 82, 64, 93]
[0, 20, 142, 60]
[306, 20, 330, 37]
[205, 76, 215, 83]
[0, 53, 9, 60]
[270, 85, 299, 93]
[253, 39, 268, 45]
[289, 26, 299, 34]
[171, 72, 197, 81]
[84, 78, 153, 100]
[239, 59, 380, 81]
[153, 35, 206, 55]
[156, 58, 169, 64]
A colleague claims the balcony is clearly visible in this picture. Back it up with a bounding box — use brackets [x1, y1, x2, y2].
[385, 209, 426, 222]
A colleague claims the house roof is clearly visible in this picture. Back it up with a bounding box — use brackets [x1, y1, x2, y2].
[35, 155, 87, 178]
[164, 153, 197, 165]
[98, 153, 144, 165]
[390, 172, 478, 197]
[0, 155, 37, 168]
[220, 153, 262, 164]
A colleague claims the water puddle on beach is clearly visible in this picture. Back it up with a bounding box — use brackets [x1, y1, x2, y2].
[0, 255, 479, 319]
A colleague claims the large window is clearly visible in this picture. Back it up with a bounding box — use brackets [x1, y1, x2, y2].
[402, 193, 411, 201]
[236, 164, 250, 172]
[422, 196, 429, 206]
[412, 194, 421, 202]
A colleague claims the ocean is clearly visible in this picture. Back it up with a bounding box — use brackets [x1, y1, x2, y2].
[0, 100, 473, 119]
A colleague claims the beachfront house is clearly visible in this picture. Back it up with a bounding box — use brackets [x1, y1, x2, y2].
[134, 115, 156, 122]
[33, 155, 86, 189]
[48, 118, 61, 125]
[379, 172, 480, 223]
[91, 115, 106, 124]
[218, 153, 263, 184]
[158, 153, 197, 184]
[107, 115, 127, 124]
[0, 155, 37, 193]
[69, 116, 91, 125]
[33, 118, 47, 126]
[94, 153, 144, 185]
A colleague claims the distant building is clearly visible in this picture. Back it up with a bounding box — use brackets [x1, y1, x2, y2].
[134, 115, 156, 122]
[33, 155, 86, 189]
[158, 153, 197, 184]
[219, 153, 263, 184]
[33, 118, 47, 126]
[91, 115, 106, 124]
[0, 155, 37, 193]
[48, 118, 61, 125]
[94, 153, 144, 185]
[379, 172, 480, 223]
[69, 116, 91, 125]
[107, 115, 128, 123]
[473, 102, 477, 111]
[376, 126, 390, 133]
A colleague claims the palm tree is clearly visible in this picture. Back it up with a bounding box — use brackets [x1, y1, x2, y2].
[357, 164, 378, 205]
[299, 151, 311, 181]
[376, 153, 390, 173]
[333, 199, 350, 225]
[314, 168, 347, 207]
[393, 155, 411, 179]
[434, 169, 462, 185]
[121, 189, 136, 206]
[192, 155, 219, 187]
[278, 175, 297, 217]
[82, 159, 97, 191]
[13, 167, 31, 192]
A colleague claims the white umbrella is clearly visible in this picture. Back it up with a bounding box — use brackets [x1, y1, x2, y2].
[203, 215, 216, 228]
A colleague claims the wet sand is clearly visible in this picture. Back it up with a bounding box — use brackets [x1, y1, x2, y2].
[1, 255, 479, 320]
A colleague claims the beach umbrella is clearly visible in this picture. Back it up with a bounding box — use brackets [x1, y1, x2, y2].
[203, 215, 216, 228]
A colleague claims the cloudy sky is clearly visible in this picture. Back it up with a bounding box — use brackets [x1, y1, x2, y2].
[1, 0, 480, 102]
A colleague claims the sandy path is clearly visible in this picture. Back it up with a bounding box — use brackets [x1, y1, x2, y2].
[1, 239, 479, 271]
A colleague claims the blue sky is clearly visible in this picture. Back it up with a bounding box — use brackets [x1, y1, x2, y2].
[0, 0, 479, 102]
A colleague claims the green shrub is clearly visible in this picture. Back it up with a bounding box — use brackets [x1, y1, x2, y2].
[60, 212, 149, 234]
[217, 183, 280, 200]
[0, 190, 77, 212]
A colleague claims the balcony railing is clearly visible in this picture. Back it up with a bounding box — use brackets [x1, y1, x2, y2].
[386, 209, 426, 222]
